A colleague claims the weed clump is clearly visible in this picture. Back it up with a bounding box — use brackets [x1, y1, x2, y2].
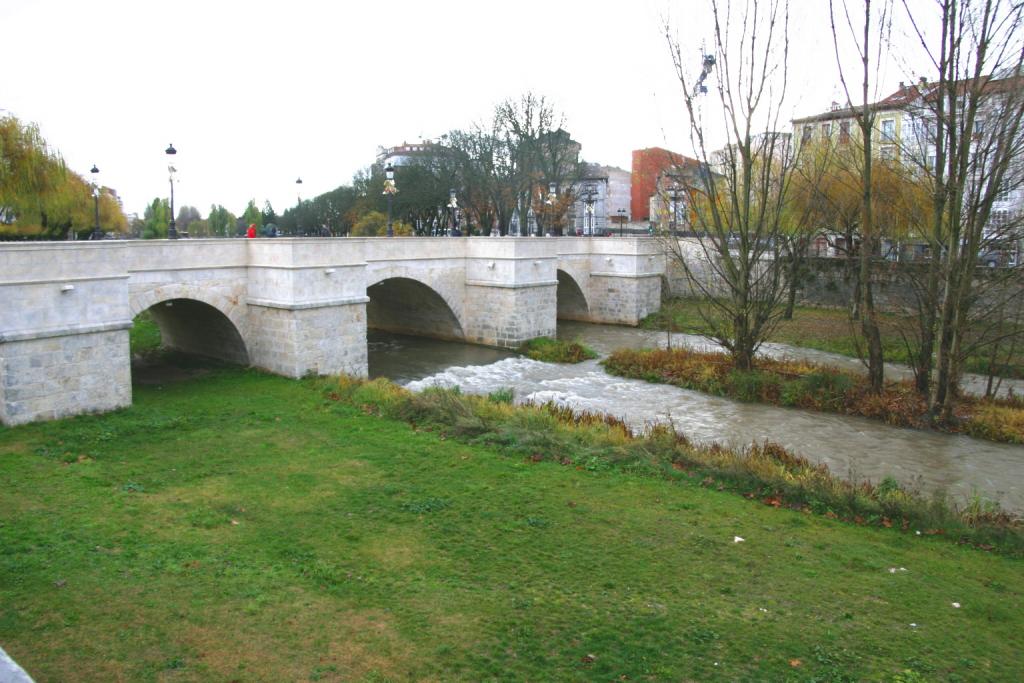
[519, 337, 598, 363]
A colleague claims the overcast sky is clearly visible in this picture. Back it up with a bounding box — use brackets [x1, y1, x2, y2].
[1, 0, 933, 217]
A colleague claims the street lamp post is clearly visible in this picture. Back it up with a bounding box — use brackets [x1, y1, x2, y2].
[165, 144, 178, 239]
[448, 189, 459, 236]
[295, 177, 303, 235]
[669, 185, 682, 236]
[617, 208, 626, 237]
[90, 164, 102, 241]
[544, 182, 557, 235]
[384, 164, 397, 237]
[581, 183, 597, 236]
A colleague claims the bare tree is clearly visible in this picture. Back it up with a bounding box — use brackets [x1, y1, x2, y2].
[900, 0, 1024, 421]
[829, 0, 896, 393]
[495, 93, 582, 235]
[663, 0, 794, 371]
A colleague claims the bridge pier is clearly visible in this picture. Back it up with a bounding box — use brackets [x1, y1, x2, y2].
[246, 240, 369, 378]
[464, 239, 558, 347]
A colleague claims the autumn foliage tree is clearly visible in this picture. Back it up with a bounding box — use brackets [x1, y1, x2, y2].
[0, 114, 126, 239]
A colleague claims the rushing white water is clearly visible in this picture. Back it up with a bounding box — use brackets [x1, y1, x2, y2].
[370, 327, 1024, 513]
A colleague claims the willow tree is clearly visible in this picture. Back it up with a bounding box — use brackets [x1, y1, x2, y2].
[0, 114, 67, 236]
[664, 0, 794, 371]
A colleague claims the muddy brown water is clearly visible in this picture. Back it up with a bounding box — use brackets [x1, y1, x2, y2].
[369, 325, 1024, 514]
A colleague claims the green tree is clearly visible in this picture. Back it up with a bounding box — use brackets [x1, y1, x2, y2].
[0, 114, 67, 231]
[142, 198, 170, 239]
[351, 210, 412, 236]
[176, 205, 201, 235]
[208, 204, 236, 237]
[261, 201, 277, 227]
[241, 199, 262, 232]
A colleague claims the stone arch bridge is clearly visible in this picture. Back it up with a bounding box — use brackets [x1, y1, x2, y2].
[0, 237, 665, 425]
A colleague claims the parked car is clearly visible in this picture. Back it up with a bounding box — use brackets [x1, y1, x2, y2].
[978, 247, 1014, 268]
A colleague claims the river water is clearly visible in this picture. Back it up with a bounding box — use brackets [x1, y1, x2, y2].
[368, 326, 1024, 514]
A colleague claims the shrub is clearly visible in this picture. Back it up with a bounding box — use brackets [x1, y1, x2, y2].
[487, 387, 515, 404]
[964, 404, 1024, 444]
[520, 337, 598, 363]
[726, 370, 780, 402]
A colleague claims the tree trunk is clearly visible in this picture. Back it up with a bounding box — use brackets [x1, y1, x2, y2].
[859, 243, 885, 391]
[914, 252, 941, 395]
[784, 249, 800, 319]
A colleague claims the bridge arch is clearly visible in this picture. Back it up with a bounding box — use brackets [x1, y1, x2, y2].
[366, 276, 465, 341]
[556, 269, 590, 321]
[130, 286, 249, 365]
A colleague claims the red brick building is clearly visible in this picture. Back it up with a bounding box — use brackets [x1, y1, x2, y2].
[631, 147, 688, 221]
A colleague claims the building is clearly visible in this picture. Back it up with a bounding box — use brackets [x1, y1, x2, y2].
[566, 164, 631, 235]
[649, 162, 718, 233]
[791, 81, 922, 162]
[376, 141, 441, 168]
[631, 147, 695, 222]
[792, 74, 1023, 253]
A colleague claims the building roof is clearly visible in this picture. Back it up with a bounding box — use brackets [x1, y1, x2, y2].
[793, 74, 1023, 124]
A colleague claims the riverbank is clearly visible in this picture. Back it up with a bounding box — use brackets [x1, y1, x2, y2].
[1, 367, 1022, 680]
[642, 299, 1024, 380]
[603, 347, 1024, 444]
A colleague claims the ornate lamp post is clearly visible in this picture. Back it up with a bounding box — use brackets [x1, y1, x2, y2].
[89, 164, 102, 240]
[165, 144, 178, 239]
[384, 164, 397, 237]
[617, 207, 626, 236]
[668, 184, 682, 236]
[544, 182, 557, 235]
[295, 177, 303, 235]
[581, 183, 598, 236]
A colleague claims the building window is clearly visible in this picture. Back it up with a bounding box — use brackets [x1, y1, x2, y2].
[927, 154, 936, 172]
[839, 121, 850, 144]
[997, 180, 1012, 203]
[822, 123, 831, 137]
[879, 146, 895, 161]
[801, 125, 813, 142]
[881, 119, 895, 141]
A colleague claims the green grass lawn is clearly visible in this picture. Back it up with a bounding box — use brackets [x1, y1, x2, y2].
[2, 368, 1022, 681]
[642, 299, 1024, 379]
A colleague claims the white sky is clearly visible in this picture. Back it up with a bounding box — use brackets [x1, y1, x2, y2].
[0, 0, 933, 217]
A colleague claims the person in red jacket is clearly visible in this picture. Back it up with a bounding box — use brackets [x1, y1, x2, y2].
[246, 223, 256, 238]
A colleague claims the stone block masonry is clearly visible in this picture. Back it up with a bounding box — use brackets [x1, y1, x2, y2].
[0, 328, 131, 425]
[0, 237, 669, 425]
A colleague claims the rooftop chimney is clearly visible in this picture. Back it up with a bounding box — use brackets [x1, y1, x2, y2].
[919, 76, 928, 86]
[830, 101, 840, 111]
